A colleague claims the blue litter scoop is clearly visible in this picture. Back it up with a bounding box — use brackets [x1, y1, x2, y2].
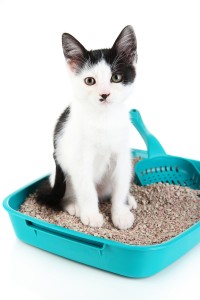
[130, 109, 200, 189]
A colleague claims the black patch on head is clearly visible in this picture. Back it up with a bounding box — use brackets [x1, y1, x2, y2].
[107, 46, 136, 85]
[85, 47, 136, 85]
[54, 106, 70, 149]
[87, 49, 110, 65]
[62, 25, 137, 84]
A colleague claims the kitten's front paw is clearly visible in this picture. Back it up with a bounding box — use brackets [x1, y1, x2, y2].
[112, 206, 134, 230]
[65, 203, 80, 217]
[128, 194, 137, 210]
[80, 211, 104, 228]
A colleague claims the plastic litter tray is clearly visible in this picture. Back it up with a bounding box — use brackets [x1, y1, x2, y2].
[3, 149, 200, 278]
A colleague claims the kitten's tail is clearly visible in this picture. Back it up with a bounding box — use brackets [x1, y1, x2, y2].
[36, 164, 66, 210]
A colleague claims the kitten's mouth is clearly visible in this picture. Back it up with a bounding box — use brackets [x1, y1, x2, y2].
[99, 98, 111, 104]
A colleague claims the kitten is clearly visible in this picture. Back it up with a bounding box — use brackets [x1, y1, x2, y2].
[38, 25, 137, 229]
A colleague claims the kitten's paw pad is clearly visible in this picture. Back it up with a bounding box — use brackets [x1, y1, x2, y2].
[80, 212, 104, 228]
[128, 194, 137, 210]
[112, 208, 134, 230]
[65, 203, 80, 217]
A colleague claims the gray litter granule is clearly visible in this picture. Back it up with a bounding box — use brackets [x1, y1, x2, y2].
[19, 161, 200, 245]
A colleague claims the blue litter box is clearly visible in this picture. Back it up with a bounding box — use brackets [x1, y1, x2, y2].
[3, 149, 200, 278]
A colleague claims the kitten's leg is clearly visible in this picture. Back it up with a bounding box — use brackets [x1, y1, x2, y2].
[96, 173, 112, 201]
[65, 201, 80, 217]
[63, 178, 80, 217]
[128, 193, 137, 210]
[69, 156, 104, 227]
[111, 151, 135, 230]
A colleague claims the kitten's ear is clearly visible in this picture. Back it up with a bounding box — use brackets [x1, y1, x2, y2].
[62, 33, 87, 71]
[112, 25, 137, 63]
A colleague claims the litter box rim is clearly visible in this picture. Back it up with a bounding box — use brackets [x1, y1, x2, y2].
[3, 193, 200, 251]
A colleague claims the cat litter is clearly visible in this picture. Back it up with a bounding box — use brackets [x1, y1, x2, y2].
[19, 166, 200, 246]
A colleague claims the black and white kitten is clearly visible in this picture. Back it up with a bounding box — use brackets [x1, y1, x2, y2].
[38, 25, 137, 229]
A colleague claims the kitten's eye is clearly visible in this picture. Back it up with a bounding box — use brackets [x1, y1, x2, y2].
[111, 74, 123, 83]
[84, 77, 96, 86]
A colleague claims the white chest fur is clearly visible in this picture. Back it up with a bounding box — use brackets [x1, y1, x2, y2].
[56, 103, 130, 181]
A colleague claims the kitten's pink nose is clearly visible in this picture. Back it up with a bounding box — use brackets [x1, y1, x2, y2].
[99, 93, 110, 101]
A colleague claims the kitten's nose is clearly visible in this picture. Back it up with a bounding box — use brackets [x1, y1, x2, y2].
[100, 93, 110, 101]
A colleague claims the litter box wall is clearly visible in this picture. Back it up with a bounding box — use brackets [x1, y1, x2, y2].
[6, 204, 200, 278]
[3, 150, 200, 278]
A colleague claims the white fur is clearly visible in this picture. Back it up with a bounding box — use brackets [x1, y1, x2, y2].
[54, 59, 137, 229]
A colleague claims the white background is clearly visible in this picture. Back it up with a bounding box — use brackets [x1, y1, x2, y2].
[0, 0, 199, 299]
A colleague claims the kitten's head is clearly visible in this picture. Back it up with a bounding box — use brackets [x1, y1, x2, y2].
[62, 25, 137, 109]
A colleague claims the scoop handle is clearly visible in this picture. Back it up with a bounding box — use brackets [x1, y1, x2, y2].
[129, 109, 166, 158]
